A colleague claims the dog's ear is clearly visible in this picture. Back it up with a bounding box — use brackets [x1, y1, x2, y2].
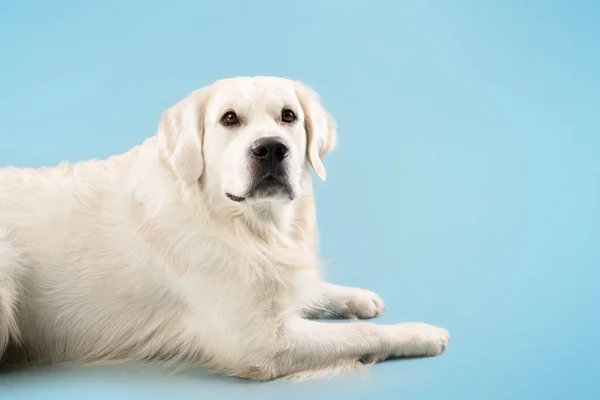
[157, 87, 212, 186]
[294, 82, 338, 181]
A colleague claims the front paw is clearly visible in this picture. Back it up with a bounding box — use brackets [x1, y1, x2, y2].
[391, 322, 450, 357]
[328, 288, 386, 320]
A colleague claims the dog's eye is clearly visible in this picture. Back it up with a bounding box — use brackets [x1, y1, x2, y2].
[281, 109, 296, 124]
[221, 111, 239, 127]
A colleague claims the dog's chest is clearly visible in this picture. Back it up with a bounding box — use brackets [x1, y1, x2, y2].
[171, 244, 318, 321]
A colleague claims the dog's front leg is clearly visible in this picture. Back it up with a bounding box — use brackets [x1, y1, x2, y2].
[303, 282, 386, 320]
[239, 318, 449, 380]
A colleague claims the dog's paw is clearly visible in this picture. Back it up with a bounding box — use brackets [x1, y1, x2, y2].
[328, 288, 386, 320]
[391, 322, 450, 357]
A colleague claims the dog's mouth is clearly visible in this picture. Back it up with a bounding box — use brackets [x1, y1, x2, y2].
[226, 193, 246, 202]
[226, 174, 294, 203]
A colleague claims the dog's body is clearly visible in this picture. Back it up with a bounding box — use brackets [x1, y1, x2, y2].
[0, 77, 449, 380]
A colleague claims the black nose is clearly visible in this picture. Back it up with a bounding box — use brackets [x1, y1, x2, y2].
[250, 137, 289, 162]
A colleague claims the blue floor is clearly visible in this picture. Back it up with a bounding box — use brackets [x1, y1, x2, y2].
[1, 1, 599, 399]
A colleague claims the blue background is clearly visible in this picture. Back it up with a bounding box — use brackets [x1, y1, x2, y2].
[1, 1, 599, 399]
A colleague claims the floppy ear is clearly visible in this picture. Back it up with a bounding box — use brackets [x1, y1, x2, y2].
[157, 87, 212, 186]
[294, 82, 338, 181]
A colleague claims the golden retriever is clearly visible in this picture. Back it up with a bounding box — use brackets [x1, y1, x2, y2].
[0, 76, 449, 380]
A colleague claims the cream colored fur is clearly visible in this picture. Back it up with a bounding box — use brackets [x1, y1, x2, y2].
[0, 76, 449, 380]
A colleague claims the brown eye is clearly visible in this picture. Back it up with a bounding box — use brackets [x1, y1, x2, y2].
[221, 111, 239, 126]
[281, 108, 296, 124]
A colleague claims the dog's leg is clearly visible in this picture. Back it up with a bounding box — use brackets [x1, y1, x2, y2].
[237, 318, 449, 380]
[303, 282, 386, 320]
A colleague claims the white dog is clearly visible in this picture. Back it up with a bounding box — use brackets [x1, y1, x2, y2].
[0, 76, 449, 380]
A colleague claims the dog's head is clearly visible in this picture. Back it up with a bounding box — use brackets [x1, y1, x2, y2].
[157, 77, 337, 208]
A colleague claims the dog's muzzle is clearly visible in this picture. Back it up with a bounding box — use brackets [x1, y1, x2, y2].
[226, 136, 294, 202]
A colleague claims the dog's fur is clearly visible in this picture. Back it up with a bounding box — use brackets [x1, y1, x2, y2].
[0, 76, 449, 380]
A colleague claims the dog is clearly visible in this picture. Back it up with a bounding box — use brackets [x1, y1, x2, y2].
[0, 76, 449, 380]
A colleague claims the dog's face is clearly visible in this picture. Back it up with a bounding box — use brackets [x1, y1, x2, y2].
[202, 78, 309, 204]
[157, 77, 337, 208]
